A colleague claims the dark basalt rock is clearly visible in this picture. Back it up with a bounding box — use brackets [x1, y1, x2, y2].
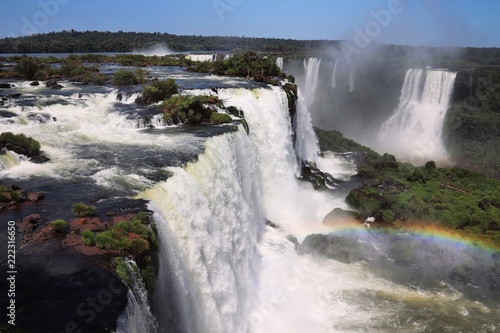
[45, 79, 58, 88]
[0, 83, 11, 88]
[300, 233, 380, 264]
[30, 81, 40, 86]
[29, 154, 50, 164]
[323, 207, 361, 227]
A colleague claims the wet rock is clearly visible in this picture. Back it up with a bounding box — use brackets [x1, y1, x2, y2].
[30, 81, 40, 86]
[50, 84, 63, 89]
[27, 191, 45, 202]
[45, 79, 58, 88]
[323, 208, 361, 227]
[0, 83, 11, 88]
[17, 214, 43, 233]
[7, 93, 21, 99]
[69, 217, 107, 233]
[30, 225, 55, 243]
[116, 93, 123, 101]
[300, 233, 380, 264]
[29, 154, 50, 164]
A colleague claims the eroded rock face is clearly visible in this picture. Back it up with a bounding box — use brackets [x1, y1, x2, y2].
[17, 213, 43, 233]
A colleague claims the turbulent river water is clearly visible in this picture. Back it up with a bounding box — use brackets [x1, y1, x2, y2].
[0, 60, 499, 333]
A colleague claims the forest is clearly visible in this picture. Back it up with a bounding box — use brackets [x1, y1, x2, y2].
[1, 30, 500, 67]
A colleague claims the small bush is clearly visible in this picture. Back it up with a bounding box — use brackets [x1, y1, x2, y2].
[210, 113, 232, 125]
[139, 79, 178, 104]
[72, 203, 96, 217]
[50, 219, 67, 232]
[82, 230, 96, 246]
[0, 132, 41, 157]
[112, 70, 139, 86]
[14, 56, 40, 80]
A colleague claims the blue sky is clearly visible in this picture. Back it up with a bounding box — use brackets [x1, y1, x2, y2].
[1, 0, 499, 47]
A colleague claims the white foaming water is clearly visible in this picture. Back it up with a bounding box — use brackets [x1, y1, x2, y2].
[141, 129, 263, 333]
[186, 54, 216, 62]
[348, 63, 355, 92]
[331, 59, 339, 88]
[276, 57, 284, 71]
[214, 87, 347, 234]
[137, 44, 173, 56]
[0, 89, 202, 183]
[294, 89, 320, 163]
[303, 58, 321, 104]
[378, 68, 457, 165]
[0, 150, 25, 170]
[116, 260, 158, 333]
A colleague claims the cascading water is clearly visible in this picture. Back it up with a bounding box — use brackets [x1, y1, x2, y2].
[141, 129, 263, 333]
[303, 58, 321, 105]
[331, 59, 339, 88]
[276, 57, 284, 71]
[116, 260, 158, 333]
[348, 63, 355, 92]
[293, 89, 320, 163]
[378, 68, 457, 164]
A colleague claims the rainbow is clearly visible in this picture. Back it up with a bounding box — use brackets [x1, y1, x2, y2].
[288, 221, 500, 253]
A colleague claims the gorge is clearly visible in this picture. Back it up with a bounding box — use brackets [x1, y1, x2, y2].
[0, 52, 499, 333]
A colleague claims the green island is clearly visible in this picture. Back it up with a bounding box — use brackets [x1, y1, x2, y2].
[315, 127, 500, 248]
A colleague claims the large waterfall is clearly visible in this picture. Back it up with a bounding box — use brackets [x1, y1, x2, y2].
[141, 86, 348, 332]
[378, 68, 457, 164]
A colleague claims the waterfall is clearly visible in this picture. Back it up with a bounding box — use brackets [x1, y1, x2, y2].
[303, 58, 321, 104]
[141, 128, 263, 333]
[348, 63, 355, 92]
[378, 68, 457, 164]
[331, 59, 339, 88]
[276, 57, 284, 71]
[116, 260, 158, 333]
[186, 54, 217, 62]
[142, 86, 349, 332]
[294, 89, 320, 163]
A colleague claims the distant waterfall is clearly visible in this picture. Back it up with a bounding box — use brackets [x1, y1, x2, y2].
[331, 59, 339, 88]
[303, 58, 321, 104]
[348, 63, 355, 92]
[379, 68, 457, 164]
[294, 89, 320, 163]
[276, 57, 284, 71]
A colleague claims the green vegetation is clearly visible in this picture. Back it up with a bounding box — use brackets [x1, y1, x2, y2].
[72, 202, 96, 217]
[316, 128, 500, 246]
[138, 79, 178, 104]
[161, 94, 231, 125]
[112, 69, 142, 86]
[0, 132, 41, 157]
[14, 56, 40, 80]
[209, 112, 233, 125]
[0, 185, 23, 204]
[81, 212, 157, 256]
[59, 57, 107, 85]
[188, 51, 286, 84]
[444, 67, 500, 179]
[50, 219, 68, 232]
